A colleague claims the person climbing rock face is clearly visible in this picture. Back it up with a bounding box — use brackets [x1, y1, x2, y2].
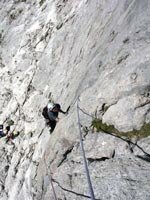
[0, 125, 5, 137]
[0, 125, 12, 139]
[42, 103, 69, 133]
[5, 126, 12, 141]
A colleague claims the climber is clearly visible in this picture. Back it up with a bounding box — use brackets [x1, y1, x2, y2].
[5, 126, 12, 142]
[5, 125, 20, 143]
[42, 103, 69, 133]
[0, 124, 5, 137]
[0, 125, 11, 138]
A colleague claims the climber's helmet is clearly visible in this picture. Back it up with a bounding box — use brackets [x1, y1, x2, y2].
[47, 102, 54, 111]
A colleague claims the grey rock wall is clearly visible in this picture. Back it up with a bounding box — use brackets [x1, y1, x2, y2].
[0, 0, 150, 199]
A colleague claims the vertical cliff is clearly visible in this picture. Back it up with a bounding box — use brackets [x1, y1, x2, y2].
[0, 0, 150, 199]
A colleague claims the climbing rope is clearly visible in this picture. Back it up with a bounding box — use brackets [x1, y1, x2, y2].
[49, 173, 58, 200]
[76, 98, 96, 200]
[44, 154, 58, 200]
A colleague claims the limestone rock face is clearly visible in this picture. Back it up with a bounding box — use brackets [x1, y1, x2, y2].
[0, 0, 150, 199]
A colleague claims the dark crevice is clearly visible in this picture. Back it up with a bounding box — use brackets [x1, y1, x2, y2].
[52, 178, 100, 200]
[33, 163, 39, 180]
[13, 153, 24, 178]
[22, 60, 38, 107]
[136, 155, 150, 162]
[117, 53, 129, 64]
[108, 131, 150, 156]
[71, 160, 81, 164]
[135, 100, 150, 109]
[128, 141, 137, 153]
[87, 157, 110, 164]
[123, 37, 130, 44]
[41, 178, 45, 200]
[57, 146, 74, 167]
[0, 176, 8, 197]
[81, 125, 89, 139]
[22, 76, 36, 106]
[124, 178, 137, 182]
[4, 165, 9, 173]
[87, 150, 115, 164]
[38, 128, 45, 138]
[109, 30, 118, 42]
[49, 151, 59, 166]
[112, 150, 115, 158]
[68, 174, 73, 188]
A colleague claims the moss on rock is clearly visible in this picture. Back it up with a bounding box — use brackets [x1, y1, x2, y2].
[39, 0, 45, 6]
[92, 118, 150, 139]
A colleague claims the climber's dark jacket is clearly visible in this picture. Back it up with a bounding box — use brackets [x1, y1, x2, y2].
[0, 130, 5, 137]
[47, 110, 58, 121]
[0, 125, 5, 137]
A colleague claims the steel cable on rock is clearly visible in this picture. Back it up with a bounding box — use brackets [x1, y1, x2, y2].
[76, 98, 96, 200]
[44, 153, 58, 200]
[78, 106, 150, 157]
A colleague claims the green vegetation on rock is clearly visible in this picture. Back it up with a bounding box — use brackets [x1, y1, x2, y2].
[39, 0, 45, 6]
[92, 118, 150, 139]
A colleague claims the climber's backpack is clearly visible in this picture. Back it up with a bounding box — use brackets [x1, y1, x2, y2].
[42, 106, 49, 119]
